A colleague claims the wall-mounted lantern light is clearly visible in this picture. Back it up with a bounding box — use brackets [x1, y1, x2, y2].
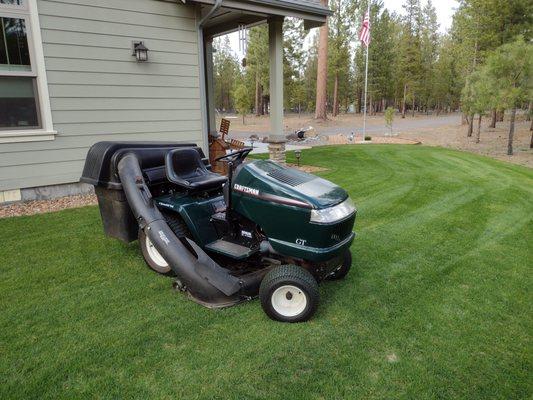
[132, 41, 149, 62]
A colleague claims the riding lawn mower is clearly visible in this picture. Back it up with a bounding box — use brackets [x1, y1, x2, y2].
[81, 142, 357, 322]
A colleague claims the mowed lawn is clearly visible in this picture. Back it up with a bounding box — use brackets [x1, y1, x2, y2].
[1, 145, 532, 399]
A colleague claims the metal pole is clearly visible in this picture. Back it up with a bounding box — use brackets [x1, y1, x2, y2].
[362, 3, 370, 139]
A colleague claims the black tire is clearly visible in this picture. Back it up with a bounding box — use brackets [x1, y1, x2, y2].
[161, 211, 190, 238]
[327, 250, 352, 280]
[259, 265, 319, 323]
[138, 212, 190, 276]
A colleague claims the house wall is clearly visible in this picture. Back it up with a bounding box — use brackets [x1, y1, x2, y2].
[0, 0, 203, 193]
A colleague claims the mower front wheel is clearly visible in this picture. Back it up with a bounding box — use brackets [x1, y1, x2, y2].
[259, 265, 319, 323]
[327, 250, 352, 280]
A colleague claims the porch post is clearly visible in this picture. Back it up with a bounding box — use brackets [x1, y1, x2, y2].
[268, 17, 286, 164]
[205, 38, 217, 136]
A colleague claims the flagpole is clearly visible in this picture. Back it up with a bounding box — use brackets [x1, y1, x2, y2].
[362, 2, 370, 139]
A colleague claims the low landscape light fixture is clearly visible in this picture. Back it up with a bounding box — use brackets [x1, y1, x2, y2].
[294, 150, 302, 167]
[132, 41, 149, 62]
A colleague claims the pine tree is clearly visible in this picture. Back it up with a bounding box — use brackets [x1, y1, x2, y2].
[213, 36, 242, 112]
[482, 37, 532, 155]
[419, 0, 439, 113]
[284, 18, 307, 112]
[328, 0, 356, 116]
[398, 0, 423, 117]
[245, 26, 269, 115]
[367, 3, 396, 113]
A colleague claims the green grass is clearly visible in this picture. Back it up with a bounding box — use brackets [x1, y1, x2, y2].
[1, 145, 532, 399]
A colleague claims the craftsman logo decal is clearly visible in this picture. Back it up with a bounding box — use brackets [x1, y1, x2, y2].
[158, 202, 174, 209]
[234, 184, 259, 196]
[158, 230, 170, 245]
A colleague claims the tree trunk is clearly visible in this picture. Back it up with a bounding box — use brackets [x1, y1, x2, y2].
[461, 112, 468, 125]
[255, 71, 261, 116]
[508, 108, 516, 155]
[489, 109, 496, 128]
[530, 127, 533, 149]
[476, 114, 482, 143]
[411, 94, 415, 117]
[467, 114, 474, 137]
[242, 113, 245, 125]
[332, 73, 339, 117]
[314, 0, 329, 120]
[527, 101, 532, 121]
[401, 84, 407, 118]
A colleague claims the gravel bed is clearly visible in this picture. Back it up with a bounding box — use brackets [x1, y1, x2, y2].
[0, 194, 97, 219]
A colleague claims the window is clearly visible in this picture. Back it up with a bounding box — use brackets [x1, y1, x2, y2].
[0, 17, 31, 71]
[0, 0, 54, 142]
[0, 1, 25, 7]
[0, 16, 40, 129]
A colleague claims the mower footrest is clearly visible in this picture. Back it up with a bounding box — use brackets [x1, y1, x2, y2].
[205, 239, 256, 260]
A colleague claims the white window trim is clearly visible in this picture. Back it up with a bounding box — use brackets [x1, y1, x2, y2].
[0, 0, 56, 144]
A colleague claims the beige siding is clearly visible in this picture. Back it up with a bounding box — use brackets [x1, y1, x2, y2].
[0, 0, 203, 191]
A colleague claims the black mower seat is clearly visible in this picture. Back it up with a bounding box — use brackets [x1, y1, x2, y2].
[165, 148, 227, 191]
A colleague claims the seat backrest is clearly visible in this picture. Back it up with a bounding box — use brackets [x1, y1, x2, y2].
[165, 148, 207, 182]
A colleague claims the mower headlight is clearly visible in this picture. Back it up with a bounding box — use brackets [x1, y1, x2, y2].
[310, 198, 356, 224]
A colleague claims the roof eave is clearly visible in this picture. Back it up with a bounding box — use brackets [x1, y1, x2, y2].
[189, 0, 332, 19]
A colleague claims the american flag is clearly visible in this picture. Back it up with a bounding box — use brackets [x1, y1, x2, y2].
[359, 11, 371, 47]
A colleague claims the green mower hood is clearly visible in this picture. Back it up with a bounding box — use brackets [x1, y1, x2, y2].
[233, 160, 348, 210]
[231, 160, 356, 262]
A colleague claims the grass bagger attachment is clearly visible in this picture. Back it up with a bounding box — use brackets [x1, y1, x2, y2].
[81, 142, 357, 322]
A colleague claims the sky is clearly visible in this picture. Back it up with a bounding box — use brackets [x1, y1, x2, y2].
[228, 0, 459, 58]
[383, 0, 458, 33]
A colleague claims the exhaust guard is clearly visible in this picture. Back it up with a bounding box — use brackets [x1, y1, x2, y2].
[118, 152, 265, 308]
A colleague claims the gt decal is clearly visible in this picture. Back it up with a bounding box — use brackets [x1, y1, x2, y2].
[296, 238, 307, 245]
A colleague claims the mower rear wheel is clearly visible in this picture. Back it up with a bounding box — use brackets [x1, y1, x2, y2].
[259, 265, 319, 323]
[327, 250, 352, 280]
[138, 212, 190, 276]
[139, 229, 173, 275]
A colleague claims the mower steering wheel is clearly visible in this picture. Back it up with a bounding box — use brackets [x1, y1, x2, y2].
[215, 147, 253, 164]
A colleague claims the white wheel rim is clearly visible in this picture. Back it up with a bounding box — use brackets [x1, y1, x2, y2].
[145, 235, 168, 268]
[271, 285, 308, 317]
